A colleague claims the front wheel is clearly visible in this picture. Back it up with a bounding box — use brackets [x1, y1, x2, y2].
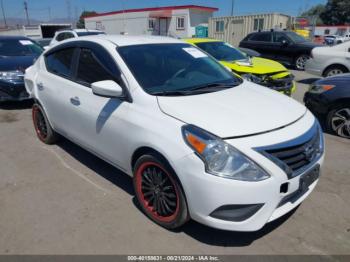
[295, 55, 310, 70]
[326, 105, 350, 139]
[133, 154, 189, 229]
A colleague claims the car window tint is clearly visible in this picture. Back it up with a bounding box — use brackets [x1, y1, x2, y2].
[46, 48, 75, 77]
[56, 33, 66, 41]
[64, 33, 74, 40]
[76, 48, 114, 85]
[274, 32, 290, 43]
[249, 32, 271, 42]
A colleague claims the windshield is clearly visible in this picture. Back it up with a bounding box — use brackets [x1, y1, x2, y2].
[118, 43, 241, 96]
[285, 32, 307, 43]
[0, 39, 43, 56]
[76, 32, 105, 37]
[195, 41, 247, 62]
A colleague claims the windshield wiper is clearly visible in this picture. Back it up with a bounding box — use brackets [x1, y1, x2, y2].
[151, 90, 194, 96]
[191, 82, 240, 91]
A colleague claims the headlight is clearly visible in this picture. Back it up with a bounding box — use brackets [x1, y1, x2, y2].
[0, 70, 24, 81]
[241, 73, 263, 84]
[309, 84, 335, 94]
[182, 125, 270, 181]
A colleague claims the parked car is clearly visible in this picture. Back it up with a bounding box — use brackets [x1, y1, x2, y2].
[0, 36, 43, 102]
[50, 29, 105, 46]
[25, 35, 324, 231]
[305, 41, 350, 77]
[304, 74, 350, 139]
[324, 35, 345, 45]
[239, 30, 321, 70]
[185, 38, 296, 96]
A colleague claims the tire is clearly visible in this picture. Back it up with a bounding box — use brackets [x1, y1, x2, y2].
[326, 104, 350, 139]
[32, 103, 59, 144]
[295, 54, 310, 70]
[133, 154, 189, 229]
[324, 66, 347, 77]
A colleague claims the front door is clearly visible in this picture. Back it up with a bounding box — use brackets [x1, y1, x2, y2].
[159, 18, 168, 36]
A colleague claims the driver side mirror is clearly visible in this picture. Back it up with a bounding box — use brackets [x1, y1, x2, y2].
[91, 80, 123, 98]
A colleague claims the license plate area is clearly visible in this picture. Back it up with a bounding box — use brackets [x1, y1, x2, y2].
[299, 164, 320, 194]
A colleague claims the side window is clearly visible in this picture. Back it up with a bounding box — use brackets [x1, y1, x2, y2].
[64, 33, 74, 40]
[76, 48, 114, 86]
[274, 32, 290, 43]
[249, 32, 272, 42]
[56, 33, 66, 42]
[45, 48, 75, 77]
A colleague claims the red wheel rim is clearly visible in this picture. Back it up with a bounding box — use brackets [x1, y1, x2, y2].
[32, 105, 47, 141]
[135, 162, 180, 223]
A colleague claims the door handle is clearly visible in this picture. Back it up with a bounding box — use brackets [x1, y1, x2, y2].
[70, 96, 80, 106]
[37, 82, 44, 91]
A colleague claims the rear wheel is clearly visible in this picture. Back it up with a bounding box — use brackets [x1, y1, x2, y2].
[326, 105, 350, 139]
[32, 103, 58, 144]
[133, 154, 189, 229]
[295, 55, 310, 70]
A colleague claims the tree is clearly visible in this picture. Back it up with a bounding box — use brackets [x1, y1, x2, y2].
[301, 4, 325, 25]
[320, 0, 350, 25]
[76, 11, 97, 28]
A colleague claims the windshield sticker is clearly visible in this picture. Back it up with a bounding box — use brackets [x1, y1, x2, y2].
[183, 47, 207, 58]
[19, 40, 33, 45]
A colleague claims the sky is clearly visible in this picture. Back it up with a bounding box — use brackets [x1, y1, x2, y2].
[1, 0, 327, 22]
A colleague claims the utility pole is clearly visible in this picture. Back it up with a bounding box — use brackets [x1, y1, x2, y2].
[24, 1, 30, 25]
[1, 0, 7, 28]
[231, 0, 235, 16]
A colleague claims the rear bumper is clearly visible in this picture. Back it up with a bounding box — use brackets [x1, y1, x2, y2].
[0, 80, 30, 102]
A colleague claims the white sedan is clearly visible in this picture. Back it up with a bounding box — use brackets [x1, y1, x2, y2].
[24, 35, 324, 231]
[306, 41, 350, 77]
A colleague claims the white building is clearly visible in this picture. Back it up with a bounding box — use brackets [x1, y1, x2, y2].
[84, 5, 218, 38]
[314, 25, 350, 36]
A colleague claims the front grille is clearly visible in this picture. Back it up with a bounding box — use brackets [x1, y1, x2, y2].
[257, 122, 323, 178]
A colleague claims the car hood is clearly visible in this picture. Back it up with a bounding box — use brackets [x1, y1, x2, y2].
[316, 73, 350, 85]
[221, 57, 288, 75]
[0, 55, 38, 71]
[157, 81, 306, 138]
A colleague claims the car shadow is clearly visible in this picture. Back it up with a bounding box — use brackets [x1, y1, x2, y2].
[56, 136, 299, 246]
[56, 138, 134, 195]
[297, 78, 321, 85]
[0, 100, 33, 110]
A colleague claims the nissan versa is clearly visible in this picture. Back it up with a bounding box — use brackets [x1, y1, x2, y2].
[24, 35, 324, 231]
[185, 38, 296, 96]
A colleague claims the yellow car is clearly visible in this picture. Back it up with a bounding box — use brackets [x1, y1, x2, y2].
[184, 38, 296, 96]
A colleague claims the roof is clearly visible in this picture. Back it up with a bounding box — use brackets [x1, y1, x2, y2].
[72, 34, 185, 47]
[0, 35, 30, 40]
[85, 5, 218, 19]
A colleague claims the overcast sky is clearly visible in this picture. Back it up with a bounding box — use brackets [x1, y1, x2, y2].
[1, 0, 327, 21]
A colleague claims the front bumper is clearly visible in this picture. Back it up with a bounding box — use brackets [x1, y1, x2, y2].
[303, 92, 329, 116]
[0, 80, 30, 102]
[174, 111, 324, 231]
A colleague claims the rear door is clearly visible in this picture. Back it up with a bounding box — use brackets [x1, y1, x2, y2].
[36, 47, 78, 135]
[243, 32, 274, 59]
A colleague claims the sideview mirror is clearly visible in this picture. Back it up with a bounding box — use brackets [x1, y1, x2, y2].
[91, 80, 123, 98]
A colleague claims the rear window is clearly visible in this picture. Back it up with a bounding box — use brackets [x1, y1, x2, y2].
[249, 32, 272, 42]
[76, 32, 105, 37]
[0, 39, 43, 56]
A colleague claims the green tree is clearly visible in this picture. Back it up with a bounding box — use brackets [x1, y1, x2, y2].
[320, 0, 350, 25]
[76, 11, 97, 28]
[301, 4, 325, 25]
